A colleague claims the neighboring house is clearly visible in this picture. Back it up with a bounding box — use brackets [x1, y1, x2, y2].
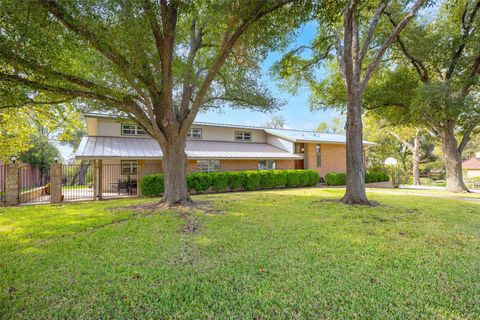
[75, 114, 373, 181]
[462, 152, 480, 179]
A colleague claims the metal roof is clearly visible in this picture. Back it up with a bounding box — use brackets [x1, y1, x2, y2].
[75, 136, 302, 160]
[265, 129, 375, 145]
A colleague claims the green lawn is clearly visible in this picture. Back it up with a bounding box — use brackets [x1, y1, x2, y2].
[1, 188, 479, 319]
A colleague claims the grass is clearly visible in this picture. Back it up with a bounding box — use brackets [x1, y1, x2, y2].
[1, 188, 479, 319]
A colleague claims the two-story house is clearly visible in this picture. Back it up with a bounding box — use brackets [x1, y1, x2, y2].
[75, 114, 373, 183]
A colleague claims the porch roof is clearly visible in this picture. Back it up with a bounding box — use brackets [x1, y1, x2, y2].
[75, 136, 302, 160]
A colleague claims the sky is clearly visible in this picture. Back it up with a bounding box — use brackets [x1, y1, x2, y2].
[60, 22, 341, 161]
[195, 21, 340, 130]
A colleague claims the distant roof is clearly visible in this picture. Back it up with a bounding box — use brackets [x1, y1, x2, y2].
[83, 113, 374, 145]
[265, 129, 375, 145]
[462, 156, 480, 170]
[75, 136, 302, 160]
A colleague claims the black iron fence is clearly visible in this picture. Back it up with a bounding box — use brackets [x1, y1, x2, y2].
[0, 165, 5, 204]
[102, 164, 138, 198]
[18, 165, 50, 204]
[62, 161, 94, 201]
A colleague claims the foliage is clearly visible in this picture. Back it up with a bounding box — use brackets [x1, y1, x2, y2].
[0, 109, 33, 162]
[141, 170, 320, 196]
[140, 174, 164, 196]
[316, 116, 345, 134]
[325, 173, 347, 186]
[325, 172, 389, 186]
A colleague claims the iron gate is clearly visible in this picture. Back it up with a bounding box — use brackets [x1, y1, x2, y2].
[18, 165, 50, 204]
[62, 161, 93, 201]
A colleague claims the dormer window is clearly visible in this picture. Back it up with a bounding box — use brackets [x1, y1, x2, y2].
[121, 123, 146, 136]
[187, 128, 202, 139]
[235, 131, 252, 141]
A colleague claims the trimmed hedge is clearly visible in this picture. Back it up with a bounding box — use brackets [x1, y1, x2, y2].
[141, 169, 320, 196]
[325, 172, 390, 186]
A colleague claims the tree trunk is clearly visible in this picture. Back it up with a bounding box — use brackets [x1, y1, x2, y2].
[412, 130, 421, 186]
[342, 94, 370, 205]
[440, 125, 469, 192]
[160, 135, 192, 206]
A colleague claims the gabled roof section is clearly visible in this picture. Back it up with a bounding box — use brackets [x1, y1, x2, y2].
[265, 129, 375, 145]
[75, 136, 302, 160]
[462, 156, 480, 170]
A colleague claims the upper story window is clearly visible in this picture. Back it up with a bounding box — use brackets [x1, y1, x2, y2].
[187, 128, 202, 139]
[295, 143, 305, 154]
[196, 160, 220, 172]
[235, 131, 252, 142]
[121, 123, 146, 136]
[259, 160, 276, 170]
[316, 144, 322, 167]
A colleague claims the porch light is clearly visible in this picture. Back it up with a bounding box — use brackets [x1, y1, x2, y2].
[54, 156, 59, 163]
[10, 156, 17, 164]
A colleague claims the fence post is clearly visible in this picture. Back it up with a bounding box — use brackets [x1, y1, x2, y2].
[50, 163, 63, 204]
[95, 160, 103, 201]
[5, 163, 19, 205]
[137, 160, 145, 196]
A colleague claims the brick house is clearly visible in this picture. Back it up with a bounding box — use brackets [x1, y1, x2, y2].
[75, 114, 373, 182]
[463, 152, 480, 179]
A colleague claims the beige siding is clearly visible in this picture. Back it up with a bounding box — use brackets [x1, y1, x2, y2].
[85, 117, 98, 136]
[189, 125, 267, 143]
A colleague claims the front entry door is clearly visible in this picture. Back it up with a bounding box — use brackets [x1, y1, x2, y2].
[294, 160, 304, 169]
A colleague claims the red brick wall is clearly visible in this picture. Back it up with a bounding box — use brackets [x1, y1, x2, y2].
[304, 143, 347, 177]
[186, 159, 295, 173]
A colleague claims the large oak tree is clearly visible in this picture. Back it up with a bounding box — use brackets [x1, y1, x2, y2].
[275, 0, 425, 204]
[0, 0, 308, 206]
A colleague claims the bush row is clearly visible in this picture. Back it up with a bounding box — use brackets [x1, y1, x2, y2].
[325, 172, 390, 186]
[141, 169, 320, 196]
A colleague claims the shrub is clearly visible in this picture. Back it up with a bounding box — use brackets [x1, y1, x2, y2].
[325, 173, 347, 186]
[140, 169, 321, 196]
[242, 171, 261, 191]
[228, 172, 244, 190]
[273, 170, 287, 187]
[306, 170, 320, 186]
[286, 170, 301, 187]
[187, 173, 213, 192]
[325, 172, 389, 186]
[259, 170, 276, 189]
[141, 174, 164, 196]
[211, 172, 229, 192]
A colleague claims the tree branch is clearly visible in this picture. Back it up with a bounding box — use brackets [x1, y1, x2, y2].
[445, 0, 480, 80]
[384, 11, 429, 83]
[182, 0, 294, 132]
[458, 119, 480, 154]
[358, 1, 389, 67]
[360, 0, 426, 92]
[37, 0, 156, 91]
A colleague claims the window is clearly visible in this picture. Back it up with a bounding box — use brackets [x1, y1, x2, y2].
[187, 128, 202, 139]
[316, 144, 322, 167]
[295, 143, 305, 154]
[121, 123, 146, 136]
[196, 160, 220, 172]
[235, 131, 252, 141]
[259, 160, 276, 170]
[121, 160, 137, 175]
